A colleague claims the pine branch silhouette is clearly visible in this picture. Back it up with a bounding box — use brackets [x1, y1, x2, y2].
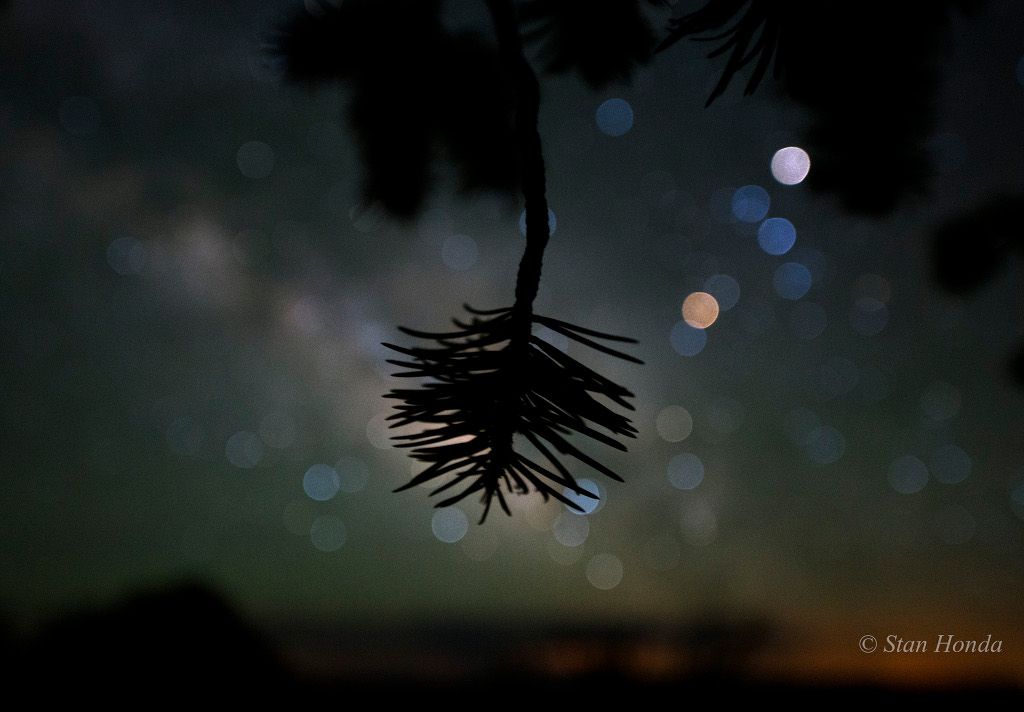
[386, 306, 640, 521]
[657, 0, 781, 107]
[386, 0, 640, 520]
[658, 0, 967, 215]
[277, 0, 644, 521]
[520, 0, 662, 89]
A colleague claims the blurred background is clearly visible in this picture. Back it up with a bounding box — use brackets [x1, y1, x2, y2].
[1, 0, 1022, 699]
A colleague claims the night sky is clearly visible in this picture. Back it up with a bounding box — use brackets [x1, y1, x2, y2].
[2, 0, 1023, 684]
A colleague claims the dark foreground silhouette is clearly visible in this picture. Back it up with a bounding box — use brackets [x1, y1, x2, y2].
[932, 194, 1024, 382]
[5, 583, 1021, 704]
[277, 0, 643, 520]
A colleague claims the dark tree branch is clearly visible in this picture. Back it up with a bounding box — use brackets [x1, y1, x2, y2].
[276, 0, 642, 522]
[486, 0, 549, 333]
[385, 2, 641, 521]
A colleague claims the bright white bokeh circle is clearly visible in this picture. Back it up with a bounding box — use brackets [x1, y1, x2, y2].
[771, 146, 811, 185]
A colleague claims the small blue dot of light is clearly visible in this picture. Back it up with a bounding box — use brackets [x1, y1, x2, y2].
[670, 321, 707, 357]
[757, 217, 797, 255]
[930, 444, 972, 485]
[563, 478, 601, 515]
[850, 297, 889, 336]
[309, 516, 347, 552]
[441, 234, 478, 271]
[805, 425, 845, 464]
[889, 455, 929, 495]
[431, 507, 469, 543]
[773, 262, 812, 300]
[303, 464, 340, 502]
[667, 453, 704, 490]
[703, 274, 741, 312]
[595, 98, 634, 137]
[731, 185, 770, 223]
[518, 208, 557, 237]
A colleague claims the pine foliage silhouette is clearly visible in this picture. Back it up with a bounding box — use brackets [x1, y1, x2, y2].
[658, 0, 781, 107]
[277, 0, 652, 520]
[386, 306, 639, 520]
[659, 0, 974, 215]
[932, 194, 1024, 383]
[520, 0, 662, 88]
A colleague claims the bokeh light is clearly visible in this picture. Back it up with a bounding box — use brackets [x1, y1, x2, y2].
[805, 425, 845, 464]
[773, 262, 812, 300]
[681, 291, 720, 329]
[790, 246, 827, 281]
[225, 431, 263, 469]
[236, 140, 275, 179]
[552, 512, 590, 547]
[586, 553, 624, 590]
[770, 146, 811, 185]
[533, 324, 569, 352]
[680, 500, 717, 546]
[920, 381, 961, 425]
[930, 444, 972, 484]
[854, 273, 892, 303]
[670, 321, 707, 356]
[563, 478, 602, 515]
[757, 217, 797, 255]
[703, 274, 740, 311]
[731, 185, 770, 223]
[518, 208, 557, 237]
[303, 463, 340, 502]
[595, 98, 634, 137]
[310, 515, 347, 552]
[850, 297, 889, 336]
[106, 237, 146, 275]
[431, 507, 469, 543]
[441, 234, 479, 271]
[889, 455, 929, 494]
[365, 412, 393, 449]
[667, 453, 704, 490]
[655, 405, 693, 442]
